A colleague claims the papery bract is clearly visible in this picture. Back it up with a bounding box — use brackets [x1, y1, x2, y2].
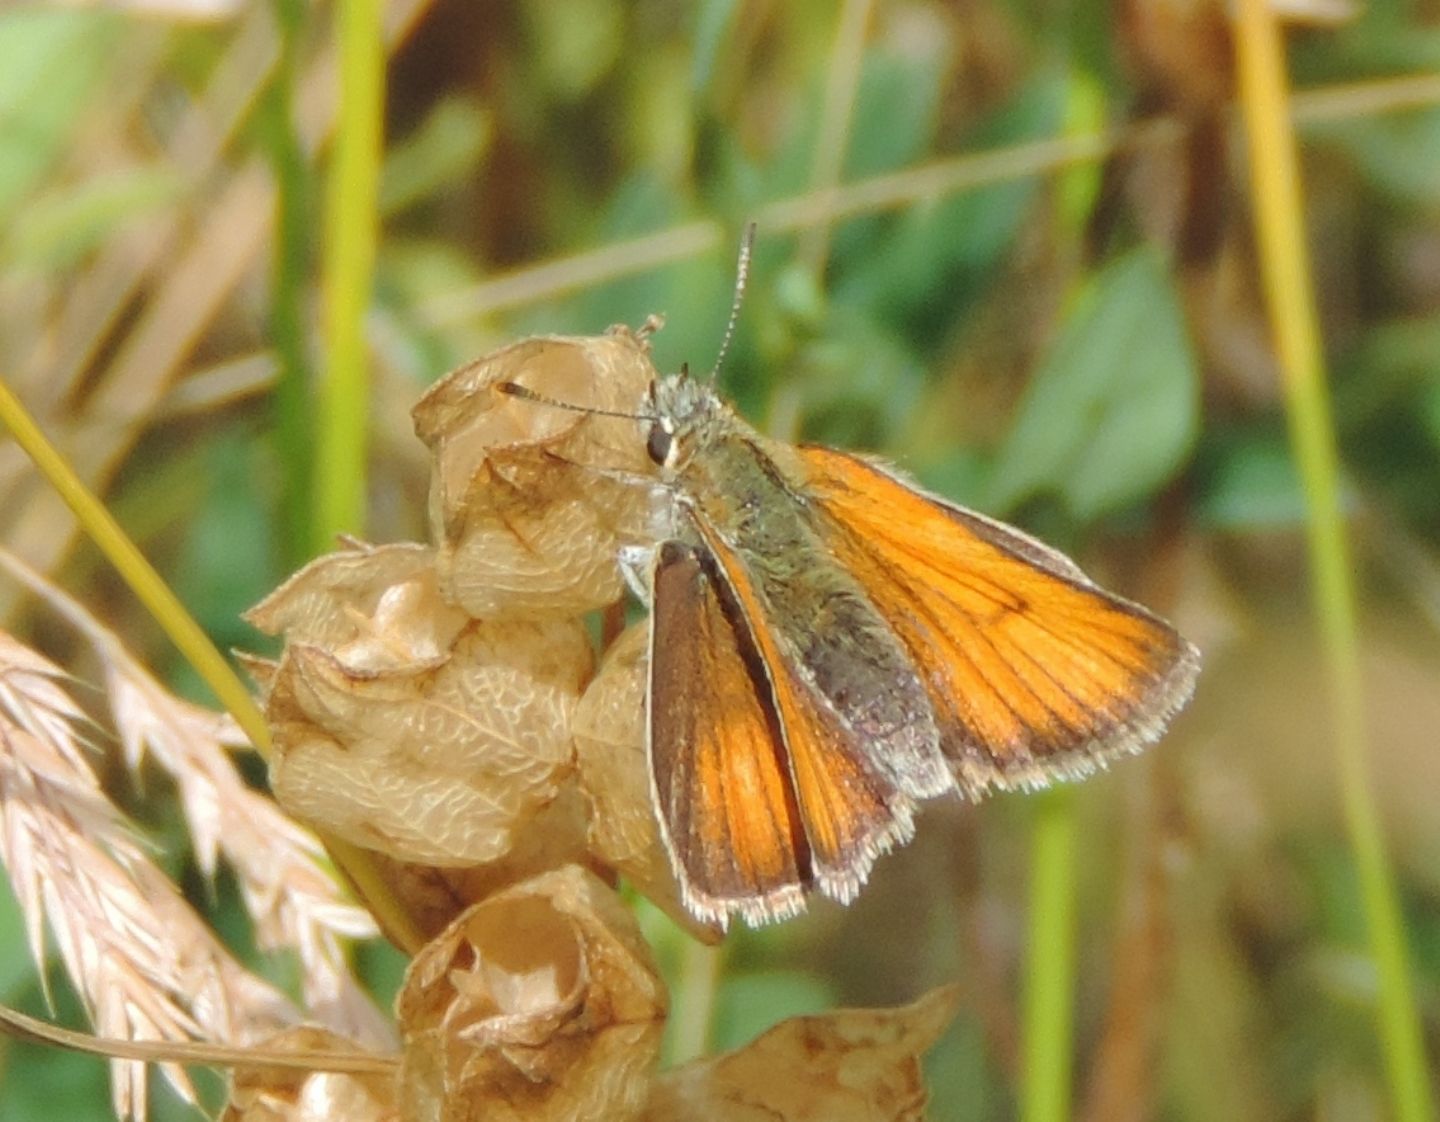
[397, 866, 666, 1122]
[411, 326, 660, 619]
[644, 987, 961, 1122]
[221, 1027, 396, 1122]
[572, 623, 716, 941]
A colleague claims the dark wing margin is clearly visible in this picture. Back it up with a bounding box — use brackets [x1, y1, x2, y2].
[688, 521, 922, 905]
[647, 541, 810, 928]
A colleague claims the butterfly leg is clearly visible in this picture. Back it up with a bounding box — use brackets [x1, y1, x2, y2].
[618, 543, 658, 605]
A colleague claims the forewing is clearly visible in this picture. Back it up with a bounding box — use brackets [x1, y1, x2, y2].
[648, 542, 809, 927]
[678, 430, 951, 803]
[688, 521, 918, 905]
[801, 447, 1200, 793]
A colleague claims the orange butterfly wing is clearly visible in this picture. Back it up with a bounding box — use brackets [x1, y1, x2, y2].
[800, 447, 1200, 794]
[648, 542, 809, 926]
[687, 520, 915, 905]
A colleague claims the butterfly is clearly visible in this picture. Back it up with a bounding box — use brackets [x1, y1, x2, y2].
[507, 232, 1200, 929]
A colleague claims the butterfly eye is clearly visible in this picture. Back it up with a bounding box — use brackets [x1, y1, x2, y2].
[646, 424, 674, 466]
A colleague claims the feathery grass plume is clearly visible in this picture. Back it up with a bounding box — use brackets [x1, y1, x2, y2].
[0, 548, 389, 1046]
[0, 629, 296, 1119]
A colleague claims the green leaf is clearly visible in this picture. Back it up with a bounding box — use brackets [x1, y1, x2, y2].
[380, 97, 491, 216]
[831, 75, 1064, 350]
[842, 31, 948, 183]
[709, 969, 838, 1054]
[986, 248, 1200, 521]
[0, 10, 119, 213]
[522, 0, 624, 102]
[1053, 66, 1107, 239]
[4, 165, 184, 271]
[1313, 108, 1440, 204]
[1196, 431, 1310, 529]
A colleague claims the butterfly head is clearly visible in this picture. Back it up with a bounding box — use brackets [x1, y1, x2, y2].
[642, 223, 754, 474]
[644, 364, 728, 474]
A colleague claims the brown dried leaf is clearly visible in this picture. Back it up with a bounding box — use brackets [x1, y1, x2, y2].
[644, 986, 961, 1122]
[397, 865, 666, 1122]
[572, 623, 717, 942]
[267, 613, 592, 867]
[411, 326, 659, 619]
[221, 1027, 397, 1122]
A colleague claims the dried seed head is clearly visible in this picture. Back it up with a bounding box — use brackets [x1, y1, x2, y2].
[412, 327, 659, 619]
[249, 538, 594, 872]
[220, 1027, 396, 1122]
[573, 623, 718, 941]
[397, 866, 666, 1122]
[245, 543, 465, 673]
[265, 614, 592, 868]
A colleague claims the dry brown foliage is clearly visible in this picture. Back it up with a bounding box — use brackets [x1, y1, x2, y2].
[645, 986, 962, 1122]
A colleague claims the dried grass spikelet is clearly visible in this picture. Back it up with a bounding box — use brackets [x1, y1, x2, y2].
[246, 542, 593, 871]
[411, 324, 659, 619]
[0, 546, 386, 1048]
[0, 629, 298, 1119]
[643, 986, 961, 1122]
[397, 865, 666, 1122]
[572, 623, 714, 941]
[221, 1028, 397, 1122]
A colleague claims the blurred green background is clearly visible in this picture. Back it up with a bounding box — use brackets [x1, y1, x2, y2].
[1, 0, 1439, 1119]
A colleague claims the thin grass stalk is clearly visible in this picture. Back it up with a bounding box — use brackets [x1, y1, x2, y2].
[1021, 788, 1078, 1122]
[418, 72, 1440, 332]
[0, 376, 271, 757]
[314, 0, 384, 554]
[306, 1, 431, 952]
[1232, 4, 1436, 1119]
[0, 379, 428, 955]
[794, 0, 874, 276]
[263, 0, 315, 568]
[1016, 74, 1111, 1122]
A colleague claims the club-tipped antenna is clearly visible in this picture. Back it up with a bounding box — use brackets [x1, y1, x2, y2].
[496, 381, 656, 422]
[709, 222, 756, 381]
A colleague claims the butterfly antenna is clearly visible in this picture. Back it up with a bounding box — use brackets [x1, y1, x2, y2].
[496, 381, 654, 421]
[709, 222, 756, 381]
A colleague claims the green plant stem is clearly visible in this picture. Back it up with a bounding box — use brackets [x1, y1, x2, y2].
[1021, 788, 1078, 1122]
[1233, 3, 1436, 1119]
[670, 939, 726, 1063]
[315, 0, 384, 554]
[0, 376, 271, 756]
[262, 0, 314, 568]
